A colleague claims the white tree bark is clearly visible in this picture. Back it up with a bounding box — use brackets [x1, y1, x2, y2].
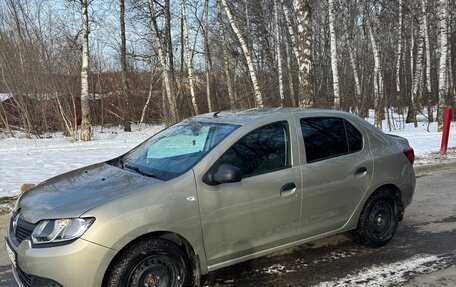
[281, 0, 303, 94]
[147, 0, 178, 124]
[411, 3, 426, 127]
[284, 33, 296, 107]
[281, 1, 301, 63]
[218, 2, 235, 108]
[221, 0, 263, 107]
[274, 0, 284, 106]
[80, 0, 91, 141]
[438, 0, 449, 131]
[348, 43, 361, 103]
[140, 69, 159, 125]
[328, 0, 340, 108]
[366, 9, 383, 129]
[181, 0, 199, 115]
[395, 0, 403, 93]
[292, 0, 314, 107]
[422, 0, 431, 94]
[204, 0, 212, 112]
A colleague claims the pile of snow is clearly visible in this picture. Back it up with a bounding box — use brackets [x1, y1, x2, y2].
[0, 111, 455, 198]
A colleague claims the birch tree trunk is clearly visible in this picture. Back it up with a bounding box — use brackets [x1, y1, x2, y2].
[80, 0, 91, 141]
[366, 8, 383, 129]
[281, 0, 304, 97]
[204, 0, 212, 112]
[395, 0, 403, 94]
[120, 0, 131, 132]
[328, 0, 341, 108]
[410, 3, 426, 128]
[422, 0, 433, 122]
[274, 0, 284, 106]
[423, 0, 431, 95]
[292, 0, 314, 108]
[221, 0, 264, 107]
[284, 33, 296, 107]
[181, 0, 199, 115]
[140, 69, 159, 125]
[218, 2, 235, 108]
[281, 1, 301, 63]
[147, 0, 178, 124]
[438, 0, 449, 131]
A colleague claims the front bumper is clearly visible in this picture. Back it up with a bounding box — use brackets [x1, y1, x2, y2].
[6, 235, 117, 287]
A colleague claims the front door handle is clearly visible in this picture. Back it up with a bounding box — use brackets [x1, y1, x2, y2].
[280, 182, 296, 197]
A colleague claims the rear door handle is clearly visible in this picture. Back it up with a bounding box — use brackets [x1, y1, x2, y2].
[355, 166, 368, 176]
[280, 182, 296, 197]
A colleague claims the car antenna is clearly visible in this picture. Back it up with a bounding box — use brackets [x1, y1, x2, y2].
[213, 110, 222, 118]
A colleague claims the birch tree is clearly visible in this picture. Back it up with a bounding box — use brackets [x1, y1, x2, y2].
[292, 0, 314, 107]
[274, 0, 284, 106]
[204, 0, 212, 112]
[217, 2, 235, 108]
[221, 0, 263, 107]
[365, 5, 383, 129]
[80, 0, 91, 141]
[147, 0, 178, 124]
[410, 2, 426, 127]
[395, 0, 403, 95]
[438, 0, 449, 131]
[328, 0, 341, 108]
[181, 0, 199, 115]
[422, 0, 433, 121]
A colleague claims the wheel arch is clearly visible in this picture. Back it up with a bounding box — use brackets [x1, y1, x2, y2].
[102, 231, 201, 287]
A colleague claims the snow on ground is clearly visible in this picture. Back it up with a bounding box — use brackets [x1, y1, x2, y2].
[0, 124, 164, 198]
[0, 110, 455, 198]
[315, 251, 456, 287]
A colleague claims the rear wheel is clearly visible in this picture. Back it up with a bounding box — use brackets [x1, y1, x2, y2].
[353, 189, 399, 247]
[106, 238, 191, 287]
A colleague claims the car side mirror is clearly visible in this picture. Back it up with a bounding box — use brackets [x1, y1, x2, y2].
[205, 164, 242, 185]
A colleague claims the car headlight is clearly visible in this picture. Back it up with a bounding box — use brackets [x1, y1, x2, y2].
[31, 218, 95, 245]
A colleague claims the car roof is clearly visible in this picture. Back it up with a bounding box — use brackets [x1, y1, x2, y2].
[190, 108, 361, 125]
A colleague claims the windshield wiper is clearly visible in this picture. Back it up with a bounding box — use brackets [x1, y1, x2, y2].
[122, 161, 157, 178]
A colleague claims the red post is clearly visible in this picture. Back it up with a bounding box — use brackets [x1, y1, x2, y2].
[440, 107, 453, 155]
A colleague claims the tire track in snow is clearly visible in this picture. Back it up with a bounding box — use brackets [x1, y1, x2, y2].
[315, 251, 456, 287]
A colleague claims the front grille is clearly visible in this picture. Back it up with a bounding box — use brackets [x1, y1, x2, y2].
[15, 218, 36, 243]
[9, 211, 37, 246]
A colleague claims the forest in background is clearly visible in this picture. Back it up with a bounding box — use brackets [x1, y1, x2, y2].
[0, 0, 454, 140]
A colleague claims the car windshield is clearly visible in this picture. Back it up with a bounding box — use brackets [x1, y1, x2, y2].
[119, 121, 240, 181]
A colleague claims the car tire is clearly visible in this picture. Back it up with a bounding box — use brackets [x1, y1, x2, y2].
[353, 189, 399, 247]
[105, 238, 192, 287]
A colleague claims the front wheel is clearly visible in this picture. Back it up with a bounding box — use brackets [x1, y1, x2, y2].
[105, 238, 191, 287]
[353, 189, 399, 247]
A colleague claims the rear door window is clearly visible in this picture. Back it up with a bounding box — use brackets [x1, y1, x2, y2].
[300, 117, 363, 163]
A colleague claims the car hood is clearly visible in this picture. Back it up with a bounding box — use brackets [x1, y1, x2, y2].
[18, 163, 160, 223]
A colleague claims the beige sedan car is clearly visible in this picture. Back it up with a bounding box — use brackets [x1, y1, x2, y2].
[6, 109, 415, 287]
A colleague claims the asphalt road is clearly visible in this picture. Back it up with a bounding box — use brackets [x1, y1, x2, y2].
[1, 165, 455, 287]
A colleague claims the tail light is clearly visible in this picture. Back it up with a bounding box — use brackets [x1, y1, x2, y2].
[403, 147, 415, 165]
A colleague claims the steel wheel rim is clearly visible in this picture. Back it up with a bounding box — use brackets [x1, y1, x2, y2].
[128, 257, 179, 287]
[368, 200, 394, 240]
